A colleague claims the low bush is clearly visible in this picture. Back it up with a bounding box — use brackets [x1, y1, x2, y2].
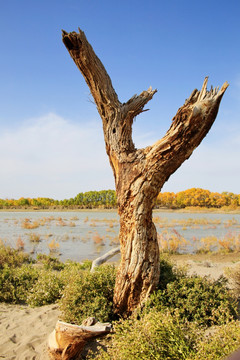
[190, 320, 240, 360]
[0, 264, 39, 303]
[158, 255, 186, 290]
[0, 241, 31, 269]
[90, 309, 198, 360]
[65, 259, 92, 271]
[228, 264, 240, 298]
[27, 270, 65, 306]
[148, 274, 238, 327]
[36, 253, 65, 271]
[59, 265, 116, 324]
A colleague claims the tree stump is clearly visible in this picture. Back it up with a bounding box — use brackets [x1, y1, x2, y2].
[48, 318, 111, 359]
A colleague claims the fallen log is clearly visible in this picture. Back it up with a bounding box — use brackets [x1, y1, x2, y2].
[48, 318, 111, 359]
[90, 246, 120, 272]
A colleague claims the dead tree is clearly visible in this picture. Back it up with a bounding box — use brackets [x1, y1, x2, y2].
[62, 28, 228, 317]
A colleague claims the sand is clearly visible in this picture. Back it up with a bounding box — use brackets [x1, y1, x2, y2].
[1, 257, 240, 360]
[0, 303, 60, 359]
[171, 252, 240, 284]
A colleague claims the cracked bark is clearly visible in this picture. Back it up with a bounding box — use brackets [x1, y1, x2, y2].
[62, 28, 228, 317]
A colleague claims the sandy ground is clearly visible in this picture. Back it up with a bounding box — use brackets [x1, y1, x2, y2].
[0, 303, 60, 359]
[171, 252, 240, 284]
[1, 256, 240, 360]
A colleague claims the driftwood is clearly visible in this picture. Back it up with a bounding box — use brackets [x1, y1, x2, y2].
[91, 246, 120, 272]
[48, 318, 111, 359]
[62, 28, 228, 317]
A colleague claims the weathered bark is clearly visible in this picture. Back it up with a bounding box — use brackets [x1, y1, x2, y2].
[62, 28, 228, 316]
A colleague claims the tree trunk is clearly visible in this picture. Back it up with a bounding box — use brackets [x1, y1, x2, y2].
[115, 191, 159, 315]
[62, 28, 228, 317]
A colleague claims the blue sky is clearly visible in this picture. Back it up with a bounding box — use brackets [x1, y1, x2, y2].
[0, 0, 239, 199]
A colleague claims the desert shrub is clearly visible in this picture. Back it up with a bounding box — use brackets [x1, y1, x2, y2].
[59, 264, 116, 324]
[148, 275, 238, 327]
[36, 253, 65, 271]
[0, 241, 31, 269]
[228, 265, 240, 298]
[65, 259, 92, 271]
[90, 309, 198, 360]
[0, 264, 39, 303]
[158, 255, 186, 290]
[27, 270, 65, 306]
[190, 321, 240, 360]
[79, 259, 92, 270]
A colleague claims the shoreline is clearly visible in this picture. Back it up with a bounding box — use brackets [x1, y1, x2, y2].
[0, 207, 240, 214]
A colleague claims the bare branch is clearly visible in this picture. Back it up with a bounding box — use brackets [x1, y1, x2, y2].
[91, 246, 120, 272]
[122, 87, 157, 121]
[62, 29, 120, 122]
[145, 78, 229, 188]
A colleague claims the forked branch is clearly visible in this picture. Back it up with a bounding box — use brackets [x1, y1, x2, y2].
[145, 77, 229, 189]
[62, 28, 228, 191]
[62, 28, 157, 122]
[62, 29, 156, 156]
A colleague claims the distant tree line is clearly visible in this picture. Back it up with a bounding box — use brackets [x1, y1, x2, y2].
[0, 188, 239, 210]
[156, 188, 240, 209]
[0, 190, 117, 209]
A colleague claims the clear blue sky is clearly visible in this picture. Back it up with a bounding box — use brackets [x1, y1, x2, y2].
[0, 0, 239, 199]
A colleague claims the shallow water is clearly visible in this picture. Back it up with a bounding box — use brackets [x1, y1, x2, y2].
[0, 210, 239, 262]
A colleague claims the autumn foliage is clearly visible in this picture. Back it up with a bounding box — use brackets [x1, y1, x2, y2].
[156, 188, 240, 209]
[0, 188, 239, 210]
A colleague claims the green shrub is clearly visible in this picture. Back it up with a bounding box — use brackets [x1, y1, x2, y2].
[228, 265, 240, 298]
[0, 264, 39, 303]
[60, 265, 116, 324]
[158, 255, 186, 290]
[65, 259, 92, 271]
[27, 270, 65, 306]
[148, 275, 238, 327]
[190, 321, 240, 360]
[79, 259, 92, 270]
[36, 253, 65, 271]
[91, 309, 198, 360]
[0, 241, 31, 269]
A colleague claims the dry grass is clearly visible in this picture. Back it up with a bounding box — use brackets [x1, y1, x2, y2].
[28, 233, 41, 243]
[21, 218, 40, 229]
[196, 232, 240, 254]
[92, 232, 105, 245]
[70, 216, 79, 221]
[16, 236, 25, 250]
[56, 218, 67, 226]
[153, 216, 224, 229]
[158, 229, 188, 254]
[48, 239, 60, 252]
